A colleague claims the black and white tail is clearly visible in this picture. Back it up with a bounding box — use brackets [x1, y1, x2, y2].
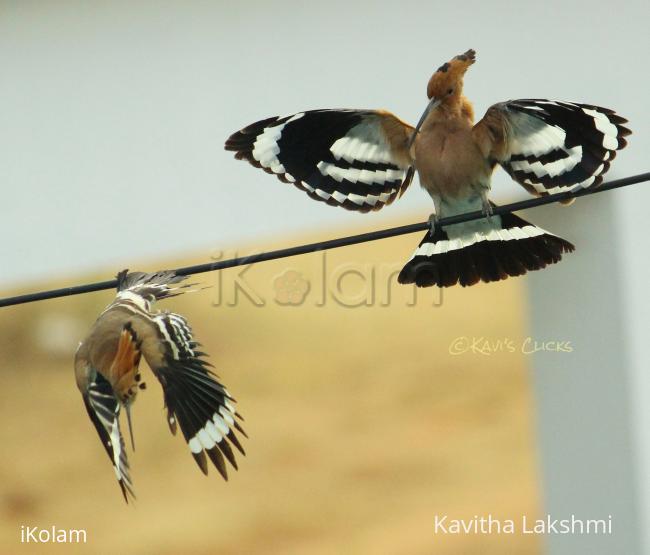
[398, 209, 574, 288]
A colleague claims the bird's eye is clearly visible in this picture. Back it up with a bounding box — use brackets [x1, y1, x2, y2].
[447, 88, 454, 95]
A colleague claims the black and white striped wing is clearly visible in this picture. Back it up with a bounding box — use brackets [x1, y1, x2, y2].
[143, 311, 246, 481]
[482, 99, 630, 195]
[225, 109, 415, 212]
[82, 372, 135, 502]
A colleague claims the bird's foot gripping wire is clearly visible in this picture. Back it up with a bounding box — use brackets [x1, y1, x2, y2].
[480, 192, 494, 222]
[427, 213, 440, 234]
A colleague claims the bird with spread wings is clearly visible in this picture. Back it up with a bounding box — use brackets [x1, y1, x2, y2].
[74, 270, 245, 502]
[226, 49, 630, 287]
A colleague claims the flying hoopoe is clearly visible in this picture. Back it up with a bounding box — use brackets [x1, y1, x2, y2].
[74, 270, 245, 502]
[225, 49, 630, 287]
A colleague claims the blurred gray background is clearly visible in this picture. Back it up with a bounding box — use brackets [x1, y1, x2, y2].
[1, 2, 649, 554]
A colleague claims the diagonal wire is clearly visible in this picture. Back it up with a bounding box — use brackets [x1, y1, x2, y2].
[1, 171, 648, 308]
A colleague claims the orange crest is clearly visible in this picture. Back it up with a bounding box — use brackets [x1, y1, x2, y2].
[427, 49, 476, 99]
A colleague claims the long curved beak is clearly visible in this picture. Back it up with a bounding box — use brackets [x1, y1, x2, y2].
[407, 97, 442, 149]
[125, 404, 135, 451]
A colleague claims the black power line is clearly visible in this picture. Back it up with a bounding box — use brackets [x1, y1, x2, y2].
[1, 171, 649, 308]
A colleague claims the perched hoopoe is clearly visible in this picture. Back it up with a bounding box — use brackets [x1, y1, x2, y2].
[74, 270, 245, 502]
[226, 49, 630, 287]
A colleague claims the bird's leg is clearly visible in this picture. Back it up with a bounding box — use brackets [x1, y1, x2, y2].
[428, 212, 439, 232]
[428, 195, 442, 234]
[480, 190, 493, 222]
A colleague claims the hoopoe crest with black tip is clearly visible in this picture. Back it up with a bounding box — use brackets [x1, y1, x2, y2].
[226, 49, 630, 288]
[74, 270, 246, 502]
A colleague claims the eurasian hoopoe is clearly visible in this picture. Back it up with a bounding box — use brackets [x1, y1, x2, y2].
[74, 270, 245, 502]
[226, 49, 630, 287]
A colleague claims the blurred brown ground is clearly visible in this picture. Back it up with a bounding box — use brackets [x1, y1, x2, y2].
[0, 224, 542, 554]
